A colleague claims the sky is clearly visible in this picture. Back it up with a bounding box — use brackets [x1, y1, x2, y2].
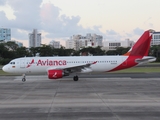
[0, 0, 160, 47]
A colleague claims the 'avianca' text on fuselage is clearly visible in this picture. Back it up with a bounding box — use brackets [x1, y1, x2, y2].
[26, 59, 67, 68]
[36, 59, 67, 66]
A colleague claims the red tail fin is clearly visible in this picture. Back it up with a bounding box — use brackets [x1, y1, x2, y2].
[124, 30, 152, 56]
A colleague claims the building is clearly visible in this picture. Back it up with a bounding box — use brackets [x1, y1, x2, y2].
[29, 29, 41, 48]
[91, 34, 103, 46]
[66, 33, 103, 50]
[151, 32, 160, 46]
[102, 39, 134, 51]
[12, 40, 23, 47]
[0, 28, 11, 42]
[49, 40, 61, 48]
[66, 39, 75, 49]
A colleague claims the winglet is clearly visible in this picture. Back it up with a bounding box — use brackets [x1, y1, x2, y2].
[123, 30, 152, 56]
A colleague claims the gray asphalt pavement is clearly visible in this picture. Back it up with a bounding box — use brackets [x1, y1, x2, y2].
[0, 74, 160, 120]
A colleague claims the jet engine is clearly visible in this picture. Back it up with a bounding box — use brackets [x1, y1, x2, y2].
[48, 69, 64, 79]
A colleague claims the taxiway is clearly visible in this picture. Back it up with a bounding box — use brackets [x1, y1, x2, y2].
[0, 73, 160, 120]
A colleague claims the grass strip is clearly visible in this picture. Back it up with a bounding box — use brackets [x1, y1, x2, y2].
[112, 67, 160, 73]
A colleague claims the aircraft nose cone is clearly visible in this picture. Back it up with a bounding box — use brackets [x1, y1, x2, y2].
[2, 65, 7, 72]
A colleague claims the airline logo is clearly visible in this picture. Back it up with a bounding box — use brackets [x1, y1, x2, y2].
[26, 59, 34, 68]
[52, 72, 57, 78]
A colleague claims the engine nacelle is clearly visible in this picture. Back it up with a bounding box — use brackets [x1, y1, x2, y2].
[48, 69, 64, 79]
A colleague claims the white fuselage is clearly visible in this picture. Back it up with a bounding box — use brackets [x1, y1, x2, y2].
[2, 56, 156, 75]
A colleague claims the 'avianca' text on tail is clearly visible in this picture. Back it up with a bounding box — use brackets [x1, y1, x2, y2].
[2, 30, 156, 82]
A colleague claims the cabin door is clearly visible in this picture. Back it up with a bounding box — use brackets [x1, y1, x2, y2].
[20, 59, 25, 68]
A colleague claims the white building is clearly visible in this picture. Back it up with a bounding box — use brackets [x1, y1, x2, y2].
[0, 28, 11, 42]
[66, 33, 103, 50]
[102, 39, 134, 51]
[29, 29, 41, 48]
[49, 40, 61, 48]
[66, 39, 76, 49]
[91, 34, 103, 46]
[151, 32, 160, 45]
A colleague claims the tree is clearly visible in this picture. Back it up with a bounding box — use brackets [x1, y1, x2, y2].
[106, 47, 130, 55]
[15, 47, 30, 57]
[79, 46, 106, 56]
[150, 45, 160, 62]
[29, 47, 40, 56]
[0, 43, 16, 65]
[116, 47, 130, 55]
[0, 43, 8, 58]
[106, 50, 118, 55]
[5, 41, 19, 51]
[39, 45, 53, 56]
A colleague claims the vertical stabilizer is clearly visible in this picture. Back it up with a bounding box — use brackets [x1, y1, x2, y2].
[124, 30, 152, 56]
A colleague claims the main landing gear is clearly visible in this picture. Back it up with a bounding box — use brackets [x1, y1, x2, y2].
[22, 74, 26, 82]
[73, 75, 78, 81]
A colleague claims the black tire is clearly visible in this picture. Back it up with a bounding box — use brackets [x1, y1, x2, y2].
[73, 76, 78, 81]
[22, 78, 26, 82]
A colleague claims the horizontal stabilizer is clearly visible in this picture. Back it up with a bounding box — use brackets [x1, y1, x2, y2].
[135, 57, 156, 64]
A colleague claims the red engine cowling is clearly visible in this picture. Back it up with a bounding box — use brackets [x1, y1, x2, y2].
[48, 69, 64, 79]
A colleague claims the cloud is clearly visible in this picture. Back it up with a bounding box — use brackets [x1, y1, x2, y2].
[104, 29, 122, 41]
[0, 0, 6, 6]
[0, 1, 106, 46]
[133, 28, 144, 35]
[40, 3, 82, 37]
[125, 32, 132, 38]
[106, 30, 118, 35]
[11, 28, 29, 40]
[6, 0, 42, 30]
[0, 11, 8, 23]
[40, 3, 105, 38]
[122, 27, 146, 42]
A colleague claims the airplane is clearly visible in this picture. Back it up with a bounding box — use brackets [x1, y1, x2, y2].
[2, 30, 156, 82]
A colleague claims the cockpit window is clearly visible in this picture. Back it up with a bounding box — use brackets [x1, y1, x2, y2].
[10, 62, 15, 64]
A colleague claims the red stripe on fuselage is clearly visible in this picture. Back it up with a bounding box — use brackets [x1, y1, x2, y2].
[108, 56, 142, 72]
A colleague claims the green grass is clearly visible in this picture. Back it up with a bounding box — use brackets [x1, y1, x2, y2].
[112, 67, 160, 73]
[0, 70, 17, 76]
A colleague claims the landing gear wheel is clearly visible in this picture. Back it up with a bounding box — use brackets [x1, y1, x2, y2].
[22, 74, 26, 82]
[73, 76, 78, 81]
[22, 78, 26, 82]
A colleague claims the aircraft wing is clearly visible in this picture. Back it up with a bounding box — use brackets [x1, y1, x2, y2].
[47, 61, 97, 73]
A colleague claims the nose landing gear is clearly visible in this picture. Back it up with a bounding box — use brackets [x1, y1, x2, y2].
[22, 74, 26, 82]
